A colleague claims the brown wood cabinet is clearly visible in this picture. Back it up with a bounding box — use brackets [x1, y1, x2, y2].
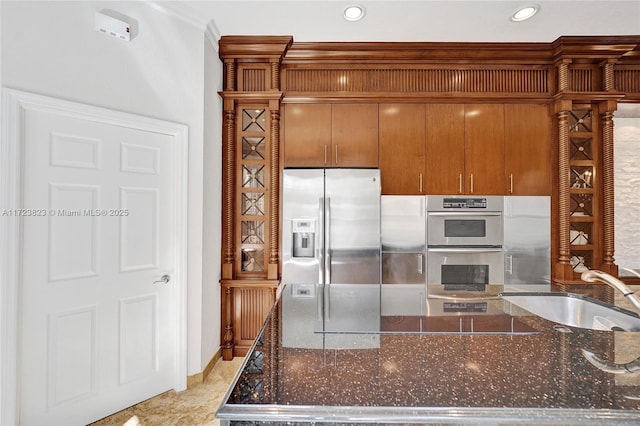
[386, 103, 549, 196]
[504, 104, 552, 195]
[379, 104, 426, 195]
[283, 103, 378, 167]
[425, 104, 504, 195]
[464, 104, 506, 195]
[424, 104, 465, 194]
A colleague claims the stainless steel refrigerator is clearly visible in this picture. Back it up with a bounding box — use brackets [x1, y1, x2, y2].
[282, 168, 381, 333]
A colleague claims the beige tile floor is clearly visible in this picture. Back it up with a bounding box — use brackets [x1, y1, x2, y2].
[90, 357, 245, 426]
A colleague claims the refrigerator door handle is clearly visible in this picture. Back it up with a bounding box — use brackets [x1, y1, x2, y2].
[418, 254, 423, 274]
[318, 197, 324, 285]
[324, 284, 330, 320]
[325, 197, 331, 285]
[506, 254, 513, 274]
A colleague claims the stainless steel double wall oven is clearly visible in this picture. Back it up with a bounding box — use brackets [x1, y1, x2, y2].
[426, 196, 505, 297]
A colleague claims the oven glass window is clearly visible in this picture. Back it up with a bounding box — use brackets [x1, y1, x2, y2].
[441, 264, 489, 285]
[444, 219, 486, 238]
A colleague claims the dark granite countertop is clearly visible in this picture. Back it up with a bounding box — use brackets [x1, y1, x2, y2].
[216, 284, 640, 425]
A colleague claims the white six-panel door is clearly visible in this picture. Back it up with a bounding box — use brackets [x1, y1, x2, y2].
[1, 90, 187, 425]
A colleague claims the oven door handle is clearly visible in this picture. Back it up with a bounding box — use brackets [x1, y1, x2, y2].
[427, 211, 502, 216]
[427, 247, 503, 253]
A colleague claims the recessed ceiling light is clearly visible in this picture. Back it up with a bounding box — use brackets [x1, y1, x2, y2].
[344, 5, 365, 21]
[511, 5, 539, 22]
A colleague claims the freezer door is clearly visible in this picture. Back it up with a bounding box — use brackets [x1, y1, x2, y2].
[503, 196, 551, 284]
[381, 195, 426, 252]
[282, 169, 325, 285]
[325, 169, 381, 284]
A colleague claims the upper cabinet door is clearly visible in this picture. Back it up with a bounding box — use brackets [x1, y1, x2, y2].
[332, 104, 379, 167]
[379, 104, 426, 195]
[283, 103, 379, 168]
[425, 104, 465, 194]
[283, 103, 332, 167]
[504, 104, 552, 195]
[464, 104, 505, 195]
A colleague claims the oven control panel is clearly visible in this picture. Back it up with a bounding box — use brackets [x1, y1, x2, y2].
[427, 195, 503, 212]
[442, 198, 487, 209]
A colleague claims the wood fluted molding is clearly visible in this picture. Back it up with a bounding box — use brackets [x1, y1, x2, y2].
[282, 67, 551, 96]
[601, 110, 616, 267]
[223, 107, 236, 277]
[268, 107, 280, 278]
[556, 59, 571, 92]
[225, 60, 236, 91]
[271, 61, 280, 90]
[614, 66, 640, 99]
[557, 109, 571, 265]
[569, 68, 593, 92]
[602, 60, 616, 92]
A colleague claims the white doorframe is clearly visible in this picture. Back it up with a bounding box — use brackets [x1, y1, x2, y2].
[0, 88, 188, 426]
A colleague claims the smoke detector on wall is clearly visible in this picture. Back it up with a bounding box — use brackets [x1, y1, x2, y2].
[95, 9, 134, 41]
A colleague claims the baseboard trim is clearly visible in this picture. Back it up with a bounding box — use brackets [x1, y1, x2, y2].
[186, 348, 222, 389]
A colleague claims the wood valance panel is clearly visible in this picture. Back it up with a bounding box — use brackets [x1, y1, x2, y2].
[282, 66, 552, 97]
[274, 36, 640, 102]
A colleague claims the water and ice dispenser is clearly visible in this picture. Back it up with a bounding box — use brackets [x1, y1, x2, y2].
[292, 218, 315, 258]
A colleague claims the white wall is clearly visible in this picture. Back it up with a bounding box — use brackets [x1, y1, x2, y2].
[614, 105, 640, 272]
[0, 0, 218, 378]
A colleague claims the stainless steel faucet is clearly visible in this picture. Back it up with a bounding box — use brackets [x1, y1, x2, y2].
[581, 270, 640, 313]
[581, 348, 640, 374]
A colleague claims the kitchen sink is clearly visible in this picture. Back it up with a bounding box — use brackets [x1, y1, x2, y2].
[499, 292, 640, 332]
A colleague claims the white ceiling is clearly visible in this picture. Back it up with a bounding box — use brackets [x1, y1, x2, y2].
[160, 0, 640, 43]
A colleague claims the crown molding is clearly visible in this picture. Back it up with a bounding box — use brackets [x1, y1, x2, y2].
[147, 1, 208, 31]
[206, 20, 221, 51]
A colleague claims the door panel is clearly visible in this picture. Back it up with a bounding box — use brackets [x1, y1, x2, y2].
[325, 169, 381, 284]
[425, 104, 465, 194]
[504, 104, 551, 195]
[332, 104, 379, 167]
[20, 107, 176, 425]
[281, 169, 324, 285]
[379, 104, 426, 195]
[465, 104, 505, 195]
[283, 104, 331, 167]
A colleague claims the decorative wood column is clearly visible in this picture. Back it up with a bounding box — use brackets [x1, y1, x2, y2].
[602, 59, 616, 92]
[557, 59, 572, 92]
[554, 101, 574, 281]
[222, 286, 234, 360]
[553, 60, 573, 281]
[600, 104, 617, 272]
[268, 98, 281, 280]
[222, 102, 236, 280]
[218, 36, 292, 359]
[598, 58, 620, 273]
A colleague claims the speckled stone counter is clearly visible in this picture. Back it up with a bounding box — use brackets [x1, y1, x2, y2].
[216, 284, 640, 425]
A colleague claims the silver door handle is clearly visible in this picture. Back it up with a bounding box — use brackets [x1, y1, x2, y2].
[418, 254, 423, 274]
[154, 274, 170, 284]
[509, 173, 514, 194]
[428, 247, 503, 253]
[325, 197, 331, 285]
[470, 174, 474, 193]
[318, 197, 325, 284]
